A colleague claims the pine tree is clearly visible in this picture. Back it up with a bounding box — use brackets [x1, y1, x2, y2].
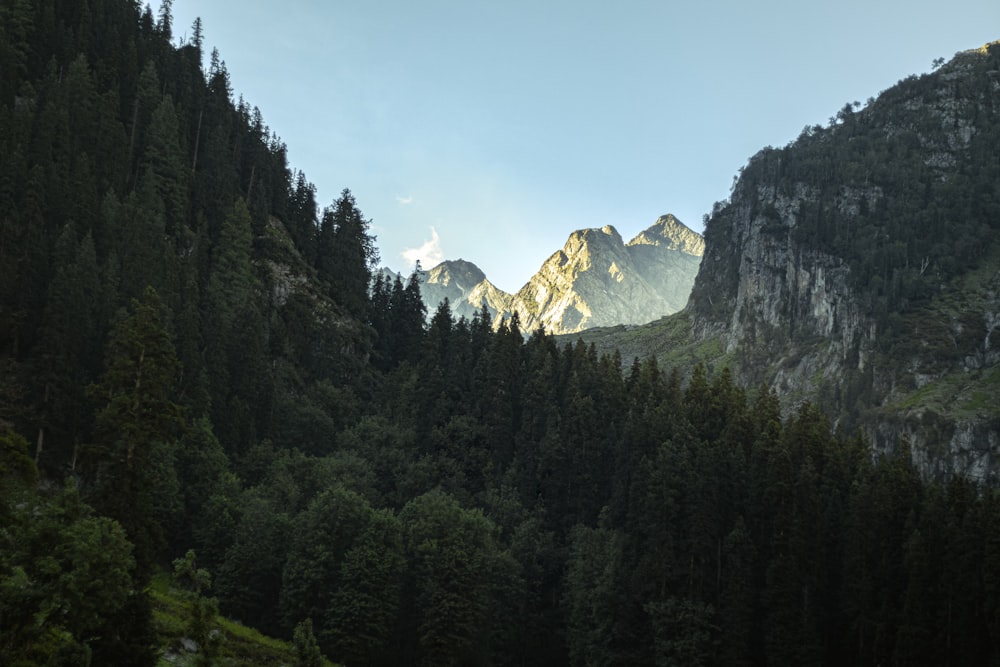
[0, 0, 33, 105]
[369, 272, 393, 371]
[86, 286, 182, 581]
[202, 199, 266, 453]
[292, 619, 324, 667]
[156, 0, 174, 41]
[139, 94, 189, 234]
[34, 227, 103, 471]
[565, 518, 631, 666]
[387, 270, 426, 367]
[316, 188, 378, 319]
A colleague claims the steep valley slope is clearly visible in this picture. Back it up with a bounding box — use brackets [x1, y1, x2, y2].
[574, 42, 1000, 482]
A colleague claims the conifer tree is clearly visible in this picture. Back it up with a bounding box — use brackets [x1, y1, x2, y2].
[0, 0, 32, 105]
[387, 270, 426, 366]
[140, 95, 189, 233]
[157, 0, 174, 41]
[203, 199, 268, 452]
[86, 286, 182, 581]
[369, 272, 394, 371]
[316, 188, 378, 319]
[81, 294, 176, 667]
[565, 518, 630, 666]
[34, 227, 103, 470]
[292, 619, 324, 667]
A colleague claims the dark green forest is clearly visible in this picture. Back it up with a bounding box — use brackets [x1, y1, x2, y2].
[2, 2, 999, 665]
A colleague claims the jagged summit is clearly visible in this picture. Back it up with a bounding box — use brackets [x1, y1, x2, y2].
[600, 224, 623, 242]
[399, 216, 705, 334]
[556, 226, 628, 272]
[628, 214, 705, 256]
[424, 259, 486, 291]
[514, 223, 658, 333]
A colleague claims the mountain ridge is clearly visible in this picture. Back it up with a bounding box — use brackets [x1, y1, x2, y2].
[389, 214, 704, 334]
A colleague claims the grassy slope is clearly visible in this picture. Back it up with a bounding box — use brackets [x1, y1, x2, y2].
[562, 310, 732, 376]
[150, 574, 339, 667]
[880, 245, 1000, 421]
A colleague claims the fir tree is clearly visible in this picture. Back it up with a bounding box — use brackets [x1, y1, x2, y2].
[316, 188, 378, 319]
[86, 286, 182, 581]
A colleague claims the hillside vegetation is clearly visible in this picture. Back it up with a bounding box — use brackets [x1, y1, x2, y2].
[581, 41, 1000, 481]
[2, 2, 1000, 666]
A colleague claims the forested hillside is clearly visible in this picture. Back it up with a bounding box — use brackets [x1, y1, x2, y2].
[685, 41, 1000, 479]
[2, 2, 1000, 666]
[578, 41, 1000, 482]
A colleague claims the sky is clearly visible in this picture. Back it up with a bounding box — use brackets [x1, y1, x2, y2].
[169, 1, 998, 293]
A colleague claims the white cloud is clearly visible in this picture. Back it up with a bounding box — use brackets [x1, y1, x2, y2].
[401, 226, 443, 269]
[396, 195, 414, 205]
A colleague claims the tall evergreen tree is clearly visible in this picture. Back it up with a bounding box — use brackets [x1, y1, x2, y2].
[33, 227, 103, 471]
[139, 94, 189, 233]
[316, 188, 378, 319]
[86, 286, 182, 581]
[387, 269, 426, 367]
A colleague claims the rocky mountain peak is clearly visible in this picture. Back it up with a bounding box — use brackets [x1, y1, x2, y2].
[425, 259, 486, 290]
[507, 217, 703, 333]
[628, 214, 706, 256]
[391, 216, 705, 335]
[561, 225, 626, 261]
[600, 224, 622, 240]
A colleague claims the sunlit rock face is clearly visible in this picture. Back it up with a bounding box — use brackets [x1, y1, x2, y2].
[512, 225, 651, 334]
[419, 260, 503, 322]
[626, 214, 705, 316]
[508, 218, 704, 334]
[413, 216, 704, 335]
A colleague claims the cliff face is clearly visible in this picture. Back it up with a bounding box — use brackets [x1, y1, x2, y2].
[690, 185, 876, 392]
[685, 42, 1000, 482]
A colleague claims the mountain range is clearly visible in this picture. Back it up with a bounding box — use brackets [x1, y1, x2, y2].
[375, 41, 1000, 483]
[385, 214, 704, 335]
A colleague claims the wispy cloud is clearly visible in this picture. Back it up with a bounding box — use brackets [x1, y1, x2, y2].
[401, 226, 443, 269]
[396, 195, 414, 205]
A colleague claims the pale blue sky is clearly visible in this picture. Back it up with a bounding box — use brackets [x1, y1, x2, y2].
[169, 1, 997, 292]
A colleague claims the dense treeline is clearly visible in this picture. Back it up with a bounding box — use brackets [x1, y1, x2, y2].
[10, 303, 1000, 665]
[2, 2, 1000, 665]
